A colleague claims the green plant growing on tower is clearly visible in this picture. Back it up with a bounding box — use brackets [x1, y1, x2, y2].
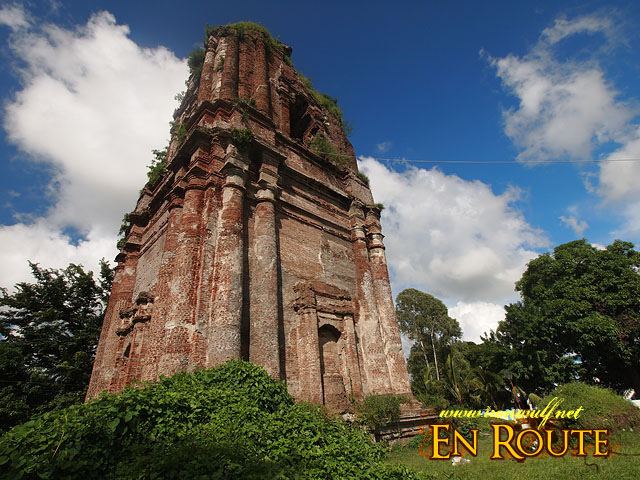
[146, 147, 168, 187]
[308, 133, 336, 159]
[118, 213, 131, 238]
[299, 74, 349, 134]
[356, 172, 370, 186]
[230, 127, 253, 153]
[233, 97, 256, 124]
[206, 22, 291, 59]
[308, 133, 351, 170]
[187, 48, 206, 81]
[170, 121, 188, 144]
[356, 394, 408, 442]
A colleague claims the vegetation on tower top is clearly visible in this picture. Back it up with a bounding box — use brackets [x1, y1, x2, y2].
[185, 22, 351, 138]
[206, 22, 291, 58]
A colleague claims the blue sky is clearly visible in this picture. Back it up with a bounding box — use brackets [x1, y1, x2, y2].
[1, 0, 639, 340]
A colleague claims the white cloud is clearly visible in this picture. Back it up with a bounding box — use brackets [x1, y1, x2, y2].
[360, 157, 546, 338]
[376, 141, 392, 153]
[490, 12, 640, 241]
[599, 130, 640, 202]
[0, 221, 115, 289]
[449, 301, 506, 343]
[0, 4, 30, 31]
[539, 14, 614, 46]
[559, 214, 588, 236]
[488, 13, 634, 163]
[597, 129, 640, 237]
[1, 10, 187, 288]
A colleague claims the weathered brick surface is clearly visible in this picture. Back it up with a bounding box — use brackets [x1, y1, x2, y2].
[86, 26, 413, 411]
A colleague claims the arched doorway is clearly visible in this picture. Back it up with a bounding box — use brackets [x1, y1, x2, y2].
[319, 324, 349, 411]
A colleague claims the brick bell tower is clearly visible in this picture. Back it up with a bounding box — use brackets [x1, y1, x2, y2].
[87, 23, 415, 413]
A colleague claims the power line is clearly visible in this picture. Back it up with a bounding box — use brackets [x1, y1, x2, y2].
[314, 145, 640, 165]
[319, 149, 640, 165]
[364, 156, 640, 165]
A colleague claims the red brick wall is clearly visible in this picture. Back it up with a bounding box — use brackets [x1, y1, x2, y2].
[87, 26, 411, 411]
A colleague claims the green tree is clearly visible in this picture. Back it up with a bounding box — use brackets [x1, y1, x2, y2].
[0, 261, 112, 432]
[443, 343, 485, 406]
[495, 239, 640, 394]
[396, 288, 461, 382]
[458, 340, 512, 408]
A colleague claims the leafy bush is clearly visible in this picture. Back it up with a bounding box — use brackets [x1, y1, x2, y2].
[116, 212, 132, 250]
[0, 361, 424, 479]
[541, 382, 640, 431]
[357, 394, 408, 440]
[416, 391, 448, 411]
[118, 212, 131, 237]
[448, 408, 493, 441]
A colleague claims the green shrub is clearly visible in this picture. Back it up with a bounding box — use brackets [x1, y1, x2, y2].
[416, 392, 448, 411]
[116, 212, 131, 250]
[541, 382, 640, 431]
[118, 213, 131, 237]
[357, 394, 408, 440]
[0, 361, 423, 479]
[448, 409, 493, 441]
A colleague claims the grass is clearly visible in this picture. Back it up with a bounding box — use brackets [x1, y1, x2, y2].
[298, 73, 347, 130]
[386, 429, 640, 479]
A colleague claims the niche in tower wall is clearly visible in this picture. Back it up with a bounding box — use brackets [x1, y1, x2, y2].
[318, 322, 349, 412]
[289, 94, 311, 141]
[293, 280, 356, 412]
